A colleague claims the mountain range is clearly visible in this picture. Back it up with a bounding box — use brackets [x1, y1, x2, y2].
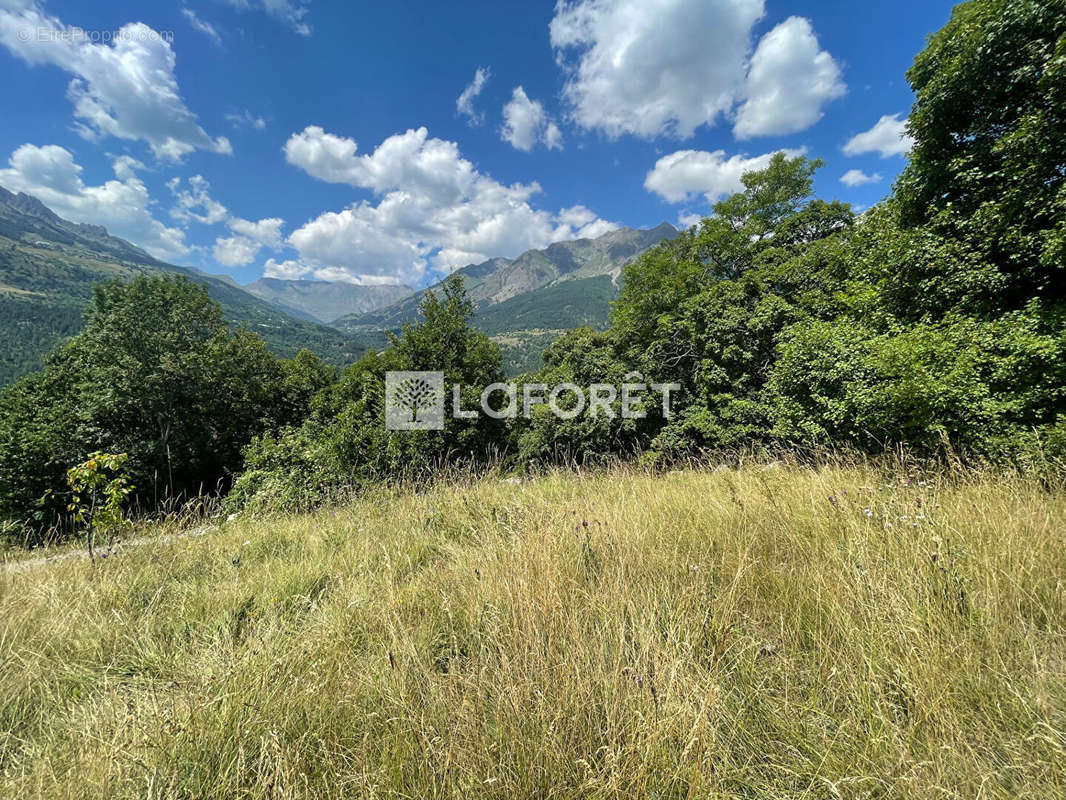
[335, 222, 677, 333]
[0, 184, 677, 384]
[334, 222, 676, 372]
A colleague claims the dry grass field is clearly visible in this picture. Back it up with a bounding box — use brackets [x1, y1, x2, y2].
[1, 463, 1064, 798]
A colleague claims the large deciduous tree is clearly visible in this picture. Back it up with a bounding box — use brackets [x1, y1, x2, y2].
[897, 0, 1066, 313]
[0, 275, 330, 539]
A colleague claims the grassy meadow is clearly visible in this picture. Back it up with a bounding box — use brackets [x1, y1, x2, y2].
[1, 463, 1064, 799]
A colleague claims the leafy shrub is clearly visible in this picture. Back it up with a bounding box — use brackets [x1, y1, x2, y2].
[65, 452, 132, 560]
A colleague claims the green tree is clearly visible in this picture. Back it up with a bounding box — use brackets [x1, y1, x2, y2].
[768, 309, 1066, 456]
[896, 0, 1066, 313]
[230, 276, 505, 511]
[0, 275, 314, 538]
[65, 276, 292, 498]
[0, 352, 82, 536]
[514, 328, 657, 465]
[274, 349, 338, 429]
[608, 155, 856, 454]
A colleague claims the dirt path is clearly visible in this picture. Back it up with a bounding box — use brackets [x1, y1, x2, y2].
[2, 524, 217, 574]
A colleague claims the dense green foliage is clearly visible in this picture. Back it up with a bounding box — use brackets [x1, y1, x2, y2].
[509, 0, 1066, 466]
[229, 277, 504, 511]
[0, 276, 336, 541]
[897, 0, 1066, 313]
[1, 0, 1064, 533]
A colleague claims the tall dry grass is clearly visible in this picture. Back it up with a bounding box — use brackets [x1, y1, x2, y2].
[1, 463, 1064, 798]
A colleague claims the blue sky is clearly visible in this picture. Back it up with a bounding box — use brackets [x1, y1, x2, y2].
[0, 0, 956, 288]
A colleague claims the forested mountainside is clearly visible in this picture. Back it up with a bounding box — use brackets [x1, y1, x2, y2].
[0, 186, 375, 386]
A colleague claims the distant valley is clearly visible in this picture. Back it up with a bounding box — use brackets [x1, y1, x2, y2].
[244, 278, 413, 324]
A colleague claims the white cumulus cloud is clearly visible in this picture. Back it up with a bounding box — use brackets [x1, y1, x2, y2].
[213, 217, 284, 266]
[840, 169, 882, 187]
[228, 216, 283, 247]
[0, 143, 187, 260]
[262, 257, 313, 280]
[456, 67, 490, 125]
[0, 1, 231, 161]
[213, 235, 259, 267]
[284, 125, 476, 203]
[551, 0, 765, 139]
[550, 0, 844, 142]
[677, 211, 704, 230]
[733, 17, 845, 139]
[261, 258, 402, 285]
[843, 113, 914, 158]
[554, 205, 618, 239]
[644, 147, 806, 204]
[284, 125, 615, 284]
[166, 175, 286, 267]
[500, 87, 563, 152]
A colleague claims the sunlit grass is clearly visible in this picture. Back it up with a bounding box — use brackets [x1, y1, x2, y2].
[1, 463, 1064, 798]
